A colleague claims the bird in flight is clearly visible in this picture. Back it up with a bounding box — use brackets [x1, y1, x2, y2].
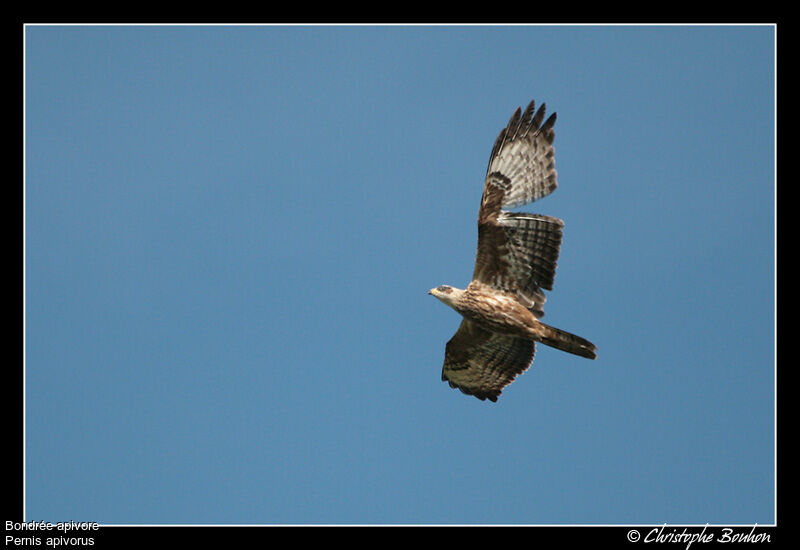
[429, 99, 596, 402]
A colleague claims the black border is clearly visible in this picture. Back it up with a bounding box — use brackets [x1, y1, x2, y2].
[13, 18, 780, 546]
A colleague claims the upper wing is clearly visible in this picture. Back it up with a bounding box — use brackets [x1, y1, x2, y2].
[494, 212, 564, 317]
[478, 100, 557, 224]
[471, 101, 563, 316]
[441, 319, 536, 402]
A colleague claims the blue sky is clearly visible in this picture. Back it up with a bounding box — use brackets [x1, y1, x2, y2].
[24, 25, 775, 525]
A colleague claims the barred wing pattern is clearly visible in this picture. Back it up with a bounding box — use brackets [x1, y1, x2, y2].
[472, 101, 563, 316]
[479, 100, 557, 221]
[441, 319, 535, 402]
[496, 212, 564, 318]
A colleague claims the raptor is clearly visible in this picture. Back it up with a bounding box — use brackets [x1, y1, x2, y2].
[429, 100, 596, 402]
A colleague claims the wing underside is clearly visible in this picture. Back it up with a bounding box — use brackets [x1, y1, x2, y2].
[479, 100, 557, 223]
[472, 101, 563, 317]
[496, 212, 564, 317]
[441, 319, 535, 402]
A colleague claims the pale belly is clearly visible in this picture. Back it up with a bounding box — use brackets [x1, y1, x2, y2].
[456, 293, 537, 337]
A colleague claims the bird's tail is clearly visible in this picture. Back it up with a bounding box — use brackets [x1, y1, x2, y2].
[537, 322, 597, 359]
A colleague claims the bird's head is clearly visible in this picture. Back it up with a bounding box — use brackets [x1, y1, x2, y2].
[428, 285, 461, 307]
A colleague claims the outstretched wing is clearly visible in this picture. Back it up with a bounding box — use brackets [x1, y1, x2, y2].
[441, 319, 536, 402]
[472, 101, 562, 316]
[478, 100, 557, 224]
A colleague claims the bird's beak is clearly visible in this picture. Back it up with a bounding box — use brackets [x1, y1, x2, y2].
[428, 289, 436, 296]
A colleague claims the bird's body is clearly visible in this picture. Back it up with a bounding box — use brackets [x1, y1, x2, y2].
[443, 282, 535, 336]
[429, 99, 596, 402]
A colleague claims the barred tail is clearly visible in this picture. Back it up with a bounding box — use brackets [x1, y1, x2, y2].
[537, 322, 597, 359]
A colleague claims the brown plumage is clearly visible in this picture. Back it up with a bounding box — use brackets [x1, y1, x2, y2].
[429, 100, 596, 402]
